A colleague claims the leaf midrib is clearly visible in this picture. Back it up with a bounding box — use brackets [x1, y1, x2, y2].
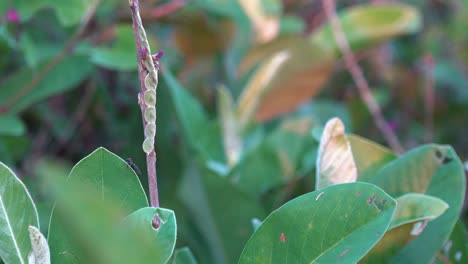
[0, 195, 25, 264]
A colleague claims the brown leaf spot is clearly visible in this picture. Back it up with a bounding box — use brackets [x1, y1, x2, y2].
[280, 233, 286, 243]
[356, 192, 361, 197]
[308, 223, 313, 230]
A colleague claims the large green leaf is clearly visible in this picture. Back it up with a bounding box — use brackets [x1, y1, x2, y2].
[91, 24, 138, 71]
[122, 207, 177, 264]
[0, 55, 93, 113]
[310, 4, 421, 56]
[361, 145, 465, 263]
[179, 164, 266, 264]
[0, 162, 39, 264]
[239, 182, 396, 263]
[162, 68, 224, 162]
[43, 169, 173, 264]
[0, 115, 25, 136]
[390, 193, 448, 229]
[47, 147, 148, 264]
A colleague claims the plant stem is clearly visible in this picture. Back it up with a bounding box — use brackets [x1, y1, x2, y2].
[322, 0, 404, 154]
[129, 0, 160, 227]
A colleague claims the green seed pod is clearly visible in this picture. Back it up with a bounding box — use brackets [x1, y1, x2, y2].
[144, 90, 156, 106]
[144, 73, 157, 90]
[142, 137, 154, 154]
[144, 122, 156, 138]
[144, 106, 156, 123]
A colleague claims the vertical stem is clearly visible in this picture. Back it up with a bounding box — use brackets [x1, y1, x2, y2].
[322, 0, 404, 154]
[129, 0, 160, 226]
[423, 53, 435, 143]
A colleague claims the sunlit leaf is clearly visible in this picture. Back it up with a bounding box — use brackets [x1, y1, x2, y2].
[390, 193, 448, 229]
[316, 117, 357, 189]
[27, 226, 50, 264]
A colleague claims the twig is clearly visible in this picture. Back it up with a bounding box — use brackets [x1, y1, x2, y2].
[322, 0, 404, 154]
[422, 53, 435, 143]
[0, 0, 100, 114]
[128, 0, 161, 228]
[148, 0, 186, 19]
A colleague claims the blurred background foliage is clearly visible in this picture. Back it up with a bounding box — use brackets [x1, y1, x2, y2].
[0, 0, 467, 263]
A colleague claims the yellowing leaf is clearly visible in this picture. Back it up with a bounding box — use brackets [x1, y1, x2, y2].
[217, 86, 242, 166]
[316, 117, 357, 189]
[237, 39, 333, 124]
[238, 0, 280, 43]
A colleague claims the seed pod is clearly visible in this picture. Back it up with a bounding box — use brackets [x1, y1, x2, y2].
[142, 137, 154, 154]
[144, 90, 156, 106]
[144, 106, 156, 123]
[144, 122, 156, 138]
[144, 73, 157, 90]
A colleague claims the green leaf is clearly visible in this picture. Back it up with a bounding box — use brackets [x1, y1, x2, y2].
[122, 207, 177, 264]
[0, 115, 25, 136]
[43, 169, 173, 264]
[48, 147, 148, 264]
[162, 68, 224, 162]
[91, 24, 138, 71]
[361, 145, 466, 263]
[0, 162, 39, 264]
[173, 247, 197, 264]
[316, 117, 357, 189]
[11, 0, 95, 26]
[0, 55, 93, 113]
[310, 3, 421, 56]
[179, 164, 266, 263]
[27, 226, 50, 264]
[390, 193, 448, 229]
[239, 182, 396, 263]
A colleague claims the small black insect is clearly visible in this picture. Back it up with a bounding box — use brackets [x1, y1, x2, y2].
[125, 158, 142, 176]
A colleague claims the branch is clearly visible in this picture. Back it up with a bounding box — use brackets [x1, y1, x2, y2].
[148, 0, 186, 19]
[422, 53, 435, 143]
[128, 0, 161, 228]
[0, 0, 99, 114]
[322, 0, 404, 154]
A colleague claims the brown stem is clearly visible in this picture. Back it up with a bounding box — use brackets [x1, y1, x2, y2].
[129, 0, 160, 227]
[322, 0, 404, 154]
[0, 0, 99, 114]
